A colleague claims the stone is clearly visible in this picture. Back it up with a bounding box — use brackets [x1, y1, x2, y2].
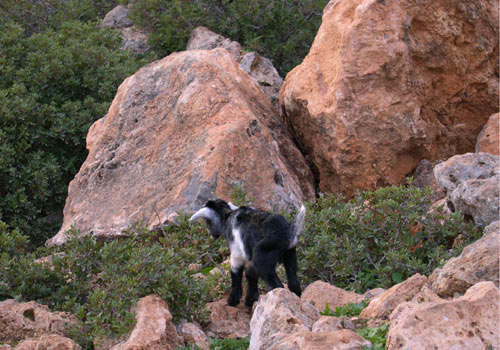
[386, 281, 500, 350]
[360, 274, 427, 320]
[102, 5, 133, 29]
[0, 300, 75, 342]
[48, 49, 314, 245]
[301, 281, 364, 313]
[311, 316, 343, 333]
[204, 298, 251, 339]
[249, 288, 320, 350]
[431, 220, 499, 297]
[410, 283, 444, 303]
[119, 27, 150, 54]
[269, 329, 371, 350]
[111, 295, 181, 350]
[476, 112, 499, 155]
[434, 152, 500, 226]
[179, 322, 209, 350]
[187, 26, 283, 113]
[14, 335, 81, 350]
[280, 0, 499, 197]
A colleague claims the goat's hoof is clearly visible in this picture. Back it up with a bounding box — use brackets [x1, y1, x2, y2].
[227, 295, 240, 307]
[244, 298, 257, 308]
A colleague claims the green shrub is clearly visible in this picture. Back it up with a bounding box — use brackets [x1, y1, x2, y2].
[0, 215, 229, 349]
[357, 323, 389, 350]
[126, 0, 328, 75]
[298, 184, 481, 292]
[0, 21, 154, 247]
[320, 300, 368, 318]
[209, 337, 250, 350]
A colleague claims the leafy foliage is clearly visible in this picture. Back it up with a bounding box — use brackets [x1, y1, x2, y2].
[0, 216, 229, 349]
[0, 21, 153, 247]
[209, 337, 250, 350]
[126, 0, 328, 75]
[358, 323, 389, 350]
[298, 184, 481, 292]
[320, 300, 368, 318]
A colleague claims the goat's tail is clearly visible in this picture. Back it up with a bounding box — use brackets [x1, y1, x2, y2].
[289, 204, 306, 248]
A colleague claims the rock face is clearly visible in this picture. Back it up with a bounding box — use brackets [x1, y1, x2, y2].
[280, 0, 499, 197]
[434, 152, 499, 226]
[187, 26, 283, 112]
[412, 159, 445, 202]
[111, 295, 181, 350]
[301, 281, 364, 312]
[360, 274, 427, 320]
[431, 220, 499, 297]
[250, 288, 320, 350]
[49, 49, 314, 245]
[386, 281, 500, 350]
[476, 112, 499, 155]
[0, 300, 75, 343]
[14, 335, 81, 350]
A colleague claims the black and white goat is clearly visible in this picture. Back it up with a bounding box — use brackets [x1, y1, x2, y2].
[189, 199, 306, 307]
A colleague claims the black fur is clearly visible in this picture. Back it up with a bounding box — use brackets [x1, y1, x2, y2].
[190, 199, 304, 307]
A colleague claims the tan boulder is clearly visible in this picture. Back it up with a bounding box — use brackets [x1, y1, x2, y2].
[360, 274, 427, 320]
[111, 295, 181, 350]
[14, 335, 81, 350]
[280, 0, 499, 197]
[49, 48, 314, 245]
[249, 288, 320, 350]
[102, 5, 132, 29]
[0, 300, 75, 342]
[270, 329, 371, 350]
[187, 26, 283, 112]
[301, 281, 364, 313]
[386, 281, 500, 350]
[476, 112, 499, 155]
[179, 322, 209, 350]
[431, 220, 499, 297]
[204, 298, 251, 339]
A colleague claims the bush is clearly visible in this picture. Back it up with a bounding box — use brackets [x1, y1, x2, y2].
[0, 215, 228, 349]
[0, 21, 154, 247]
[298, 184, 481, 292]
[126, 0, 328, 75]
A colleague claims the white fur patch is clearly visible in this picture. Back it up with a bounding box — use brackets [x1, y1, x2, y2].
[230, 228, 248, 272]
[228, 202, 239, 210]
[189, 207, 217, 223]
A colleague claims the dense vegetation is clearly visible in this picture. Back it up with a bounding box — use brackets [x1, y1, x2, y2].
[0, 185, 480, 348]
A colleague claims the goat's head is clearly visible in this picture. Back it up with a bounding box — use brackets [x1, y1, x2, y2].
[189, 199, 238, 238]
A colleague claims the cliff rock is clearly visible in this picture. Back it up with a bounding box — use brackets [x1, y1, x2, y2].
[280, 0, 499, 196]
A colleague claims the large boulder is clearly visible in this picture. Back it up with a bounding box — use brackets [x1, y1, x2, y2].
[49, 49, 314, 245]
[0, 300, 75, 343]
[249, 288, 320, 350]
[301, 281, 364, 312]
[187, 26, 283, 113]
[386, 281, 499, 350]
[431, 220, 499, 297]
[476, 112, 499, 155]
[110, 295, 181, 350]
[280, 0, 499, 197]
[434, 152, 499, 226]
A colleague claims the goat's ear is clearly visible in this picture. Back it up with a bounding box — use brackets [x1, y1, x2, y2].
[189, 207, 218, 223]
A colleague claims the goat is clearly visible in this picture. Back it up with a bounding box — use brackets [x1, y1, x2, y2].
[189, 199, 306, 307]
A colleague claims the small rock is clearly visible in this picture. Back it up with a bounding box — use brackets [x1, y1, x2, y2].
[111, 295, 181, 350]
[311, 316, 343, 332]
[360, 274, 427, 320]
[476, 112, 499, 155]
[205, 298, 251, 339]
[14, 335, 81, 350]
[102, 5, 132, 29]
[301, 281, 364, 313]
[249, 288, 320, 350]
[179, 322, 209, 350]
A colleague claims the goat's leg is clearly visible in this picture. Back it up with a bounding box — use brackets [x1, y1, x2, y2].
[253, 248, 284, 291]
[228, 265, 244, 306]
[245, 264, 259, 307]
[283, 248, 301, 297]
